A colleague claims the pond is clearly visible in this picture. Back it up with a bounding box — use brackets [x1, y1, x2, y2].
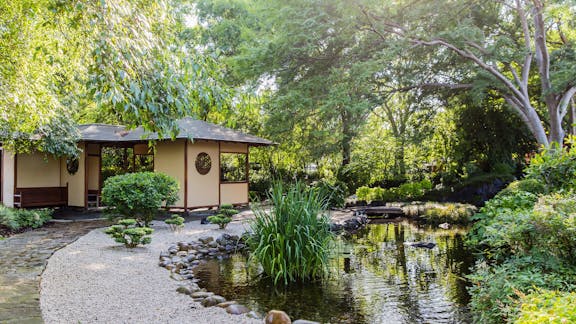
[193, 220, 474, 323]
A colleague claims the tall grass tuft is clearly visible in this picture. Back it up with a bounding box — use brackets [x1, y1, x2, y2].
[248, 181, 334, 285]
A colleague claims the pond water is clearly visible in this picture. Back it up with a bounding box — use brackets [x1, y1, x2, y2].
[193, 220, 474, 323]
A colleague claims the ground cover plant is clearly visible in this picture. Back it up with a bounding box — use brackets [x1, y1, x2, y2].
[102, 172, 179, 226]
[466, 142, 576, 323]
[0, 206, 52, 235]
[248, 182, 333, 285]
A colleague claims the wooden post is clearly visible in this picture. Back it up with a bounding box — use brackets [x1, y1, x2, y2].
[184, 140, 188, 212]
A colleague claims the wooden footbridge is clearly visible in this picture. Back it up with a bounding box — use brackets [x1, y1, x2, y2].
[358, 206, 404, 218]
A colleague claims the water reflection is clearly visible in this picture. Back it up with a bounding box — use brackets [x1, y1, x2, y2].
[193, 221, 473, 323]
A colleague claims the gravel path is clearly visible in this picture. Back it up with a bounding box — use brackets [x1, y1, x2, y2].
[40, 219, 260, 324]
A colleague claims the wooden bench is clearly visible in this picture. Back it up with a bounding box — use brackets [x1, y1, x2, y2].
[14, 186, 68, 208]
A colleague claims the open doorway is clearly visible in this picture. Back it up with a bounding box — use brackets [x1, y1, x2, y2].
[100, 144, 154, 186]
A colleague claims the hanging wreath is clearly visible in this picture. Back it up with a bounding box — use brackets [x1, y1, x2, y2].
[66, 157, 79, 175]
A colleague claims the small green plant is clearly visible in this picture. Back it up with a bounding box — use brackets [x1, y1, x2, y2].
[0, 205, 52, 230]
[102, 172, 179, 226]
[248, 181, 333, 285]
[104, 218, 153, 248]
[165, 214, 185, 231]
[207, 204, 238, 229]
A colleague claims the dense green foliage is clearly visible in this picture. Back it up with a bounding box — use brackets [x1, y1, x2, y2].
[515, 290, 576, 324]
[105, 218, 153, 248]
[207, 204, 238, 229]
[356, 179, 432, 203]
[0, 206, 52, 231]
[466, 145, 576, 323]
[1, 0, 230, 156]
[165, 214, 185, 232]
[248, 182, 333, 285]
[102, 172, 179, 226]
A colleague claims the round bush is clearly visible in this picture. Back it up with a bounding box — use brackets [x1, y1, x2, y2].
[102, 172, 179, 226]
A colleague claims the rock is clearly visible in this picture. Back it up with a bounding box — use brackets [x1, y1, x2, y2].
[229, 234, 240, 242]
[159, 251, 170, 259]
[208, 241, 218, 248]
[226, 304, 250, 315]
[198, 236, 214, 244]
[246, 311, 262, 319]
[190, 291, 214, 299]
[217, 301, 238, 308]
[293, 320, 320, 324]
[265, 310, 292, 324]
[438, 222, 451, 229]
[404, 242, 436, 249]
[198, 249, 210, 254]
[177, 242, 190, 251]
[201, 295, 226, 307]
[159, 260, 172, 268]
[224, 244, 235, 252]
[176, 286, 192, 295]
[176, 251, 188, 257]
[329, 223, 343, 232]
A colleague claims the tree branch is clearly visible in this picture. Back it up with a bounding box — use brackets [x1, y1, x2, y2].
[559, 86, 576, 119]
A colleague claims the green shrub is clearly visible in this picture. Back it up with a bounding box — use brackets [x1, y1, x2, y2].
[468, 256, 576, 324]
[356, 186, 371, 202]
[0, 206, 52, 230]
[207, 214, 232, 229]
[499, 179, 547, 196]
[515, 290, 576, 324]
[530, 193, 576, 263]
[165, 214, 185, 231]
[248, 181, 333, 285]
[207, 204, 239, 229]
[102, 172, 179, 226]
[355, 179, 432, 203]
[104, 218, 153, 248]
[525, 140, 576, 190]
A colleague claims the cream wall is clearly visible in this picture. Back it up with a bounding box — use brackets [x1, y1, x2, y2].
[87, 156, 100, 191]
[16, 152, 61, 188]
[61, 142, 85, 207]
[220, 183, 248, 205]
[220, 142, 248, 153]
[155, 140, 186, 206]
[187, 140, 219, 207]
[2, 150, 15, 207]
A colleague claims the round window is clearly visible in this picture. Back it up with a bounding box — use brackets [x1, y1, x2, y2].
[195, 152, 212, 175]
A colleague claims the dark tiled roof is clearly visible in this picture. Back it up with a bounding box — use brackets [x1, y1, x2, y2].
[78, 117, 274, 146]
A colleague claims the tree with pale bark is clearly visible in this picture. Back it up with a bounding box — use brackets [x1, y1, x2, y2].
[359, 0, 576, 147]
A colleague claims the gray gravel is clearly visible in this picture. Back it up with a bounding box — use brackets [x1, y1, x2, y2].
[40, 219, 260, 324]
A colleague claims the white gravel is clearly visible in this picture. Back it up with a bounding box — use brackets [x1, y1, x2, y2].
[40, 219, 261, 324]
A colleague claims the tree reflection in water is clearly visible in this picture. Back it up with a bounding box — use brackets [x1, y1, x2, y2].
[193, 221, 473, 323]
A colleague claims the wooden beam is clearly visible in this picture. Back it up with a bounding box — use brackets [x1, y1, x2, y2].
[184, 139, 188, 211]
[84, 145, 88, 209]
[13, 153, 17, 191]
[246, 146, 250, 203]
[218, 142, 221, 206]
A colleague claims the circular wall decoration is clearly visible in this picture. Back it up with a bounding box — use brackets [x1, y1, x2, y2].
[66, 157, 79, 175]
[195, 152, 212, 175]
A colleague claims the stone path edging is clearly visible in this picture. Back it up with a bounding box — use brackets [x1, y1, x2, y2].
[0, 220, 109, 323]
